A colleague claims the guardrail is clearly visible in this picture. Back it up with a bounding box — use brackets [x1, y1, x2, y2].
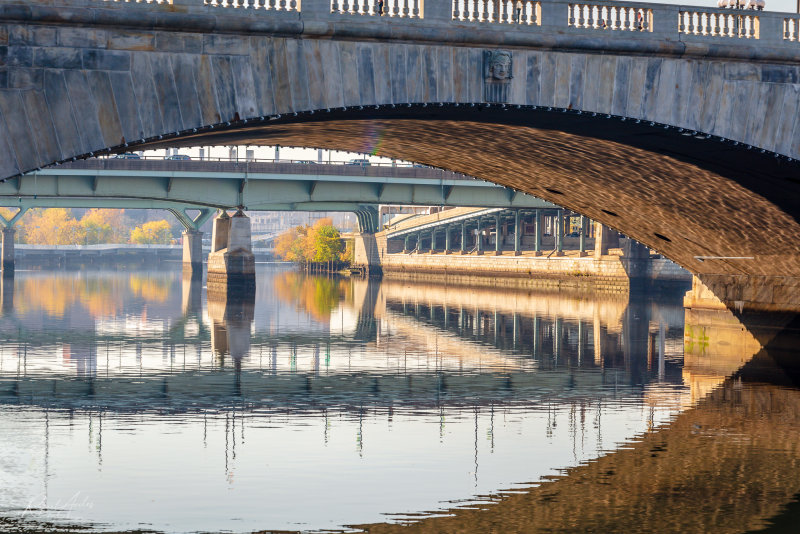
[97, 155, 433, 168]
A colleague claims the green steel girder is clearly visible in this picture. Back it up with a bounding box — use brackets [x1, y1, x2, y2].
[15, 169, 557, 212]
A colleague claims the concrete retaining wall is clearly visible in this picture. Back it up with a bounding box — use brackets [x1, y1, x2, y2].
[355, 232, 690, 291]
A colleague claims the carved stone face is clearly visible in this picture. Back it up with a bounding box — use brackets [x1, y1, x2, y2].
[489, 52, 512, 80]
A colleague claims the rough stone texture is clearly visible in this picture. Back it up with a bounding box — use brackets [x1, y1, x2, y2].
[0, 0, 798, 288]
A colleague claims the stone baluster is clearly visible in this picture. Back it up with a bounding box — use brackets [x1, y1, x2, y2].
[331, 0, 338, 12]
[577, 4, 585, 27]
[501, 0, 508, 23]
[471, 0, 478, 20]
[342, 0, 349, 13]
[412, 0, 419, 18]
[401, 0, 408, 17]
[453, 0, 461, 19]
[482, 0, 489, 22]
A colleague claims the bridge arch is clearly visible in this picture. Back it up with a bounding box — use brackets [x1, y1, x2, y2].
[0, 0, 798, 280]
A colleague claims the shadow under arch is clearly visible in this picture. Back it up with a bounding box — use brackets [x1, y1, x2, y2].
[134, 106, 800, 285]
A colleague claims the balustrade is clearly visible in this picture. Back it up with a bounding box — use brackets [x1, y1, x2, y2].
[331, 0, 421, 17]
[205, 0, 300, 10]
[679, 10, 759, 38]
[451, 0, 541, 25]
[85, 0, 798, 45]
[784, 17, 800, 41]
[567, 4, 651, 31]
[99, 0, 173, 3]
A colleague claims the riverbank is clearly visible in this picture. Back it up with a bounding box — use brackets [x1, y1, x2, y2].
[353, 233, 690, 293]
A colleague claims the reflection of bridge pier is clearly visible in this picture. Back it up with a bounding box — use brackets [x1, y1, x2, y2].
[181, 270, 203, 317]
[208, 291, 255, 369]
[1, 273, 12, 314]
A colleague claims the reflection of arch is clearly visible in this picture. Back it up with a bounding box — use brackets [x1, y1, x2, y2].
[355, 346, 800, 533]
[0, 15, 798, 281]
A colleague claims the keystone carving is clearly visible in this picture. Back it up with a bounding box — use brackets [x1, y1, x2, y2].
[484, 50, 512, 103]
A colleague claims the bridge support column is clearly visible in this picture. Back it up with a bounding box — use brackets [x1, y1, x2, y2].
[578, 215, 587, 257]
[207, 210, 255, 298]
[444, 226, 452, 254]
[182, 230, 203, 275]
[594, 222, 618, 257]
[495, 214, 502, 256]
[555, 209, 564, 256]
[430, 230, 437, 253]
[460, 223, 467, 254]
[476, 219, 483, 255]
[513, 210, 521, 256]
[212, 210, 230, 253]
[1, 227, 14, 277]
[534, 210, 542, 256]
[403, 235, 410, 253]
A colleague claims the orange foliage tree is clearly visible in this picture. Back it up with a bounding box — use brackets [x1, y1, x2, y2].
[274, 218, 346, 264]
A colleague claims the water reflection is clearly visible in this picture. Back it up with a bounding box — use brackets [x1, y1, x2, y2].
[0, 266, 796, 532]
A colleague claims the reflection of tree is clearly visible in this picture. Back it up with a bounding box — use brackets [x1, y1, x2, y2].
[129, 275, 170, 303]
[273, 271, 350, 322]
[16, 277, 117, 318]
[14, 273, 172, 318]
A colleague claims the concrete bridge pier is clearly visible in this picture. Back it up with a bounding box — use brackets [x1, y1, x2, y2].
[181, 230, 203, 276]
[578, 216, 588, 257]
[1, 227, 14, 277]
[534, 211, 543, 256]
[494, 214, 502, 256]
[554, 210, 565, 256]
[207, 209, 256, 298]
[513, 211, 522, 256]
[444, 226, 452, 254]
[594, 222, 619, 257]
[460, 223, 467, 255]
[476, 219, 484, 255]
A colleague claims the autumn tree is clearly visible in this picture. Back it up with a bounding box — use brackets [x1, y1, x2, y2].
[80, 209, 130, 243]
[130, 220, 173, 244]
[274, 218, 346, 265]
[24, 208, 84, 245]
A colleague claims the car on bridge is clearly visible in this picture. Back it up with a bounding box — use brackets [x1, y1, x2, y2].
[346, 158, 371, 167]
[112, 152, 141, 160]
[165, 154, 191, 161]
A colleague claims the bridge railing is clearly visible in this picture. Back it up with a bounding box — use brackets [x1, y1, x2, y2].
[451, 0, 541, 25]
[331, 0, 422, 18]
[678, 9, 759, 38]
[567, 3, 652, 32]
[205, 0, 301, 10]
[42, 0, 800, 47]
[784, 16, 800, 41]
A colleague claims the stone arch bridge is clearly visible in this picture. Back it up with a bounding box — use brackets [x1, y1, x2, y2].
[0, 0, 799, 306]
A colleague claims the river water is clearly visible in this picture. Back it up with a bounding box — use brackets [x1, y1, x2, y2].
[0, 265, 797, 533]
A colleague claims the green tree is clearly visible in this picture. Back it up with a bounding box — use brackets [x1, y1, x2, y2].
[311, 223, 344, 262]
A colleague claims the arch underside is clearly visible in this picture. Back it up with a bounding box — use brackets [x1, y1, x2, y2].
[146, 108, 800, 278]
